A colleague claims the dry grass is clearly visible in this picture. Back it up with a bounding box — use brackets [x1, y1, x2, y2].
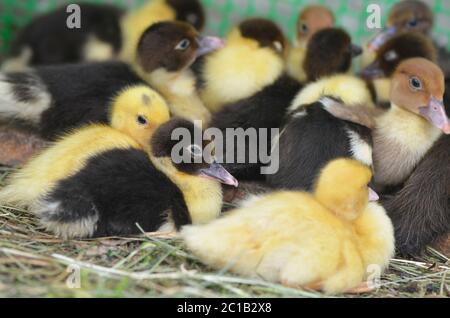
[0, 166, 449, 298]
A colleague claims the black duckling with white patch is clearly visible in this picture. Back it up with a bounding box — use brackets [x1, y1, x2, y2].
[266, 98, 375, 192]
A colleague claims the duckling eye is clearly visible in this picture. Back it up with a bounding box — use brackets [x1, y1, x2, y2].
[137, 115, 148, 125]
[407, 18, 418, 28]
[176, 39, 191, 51]
[409, 77, 423, 90]
[187, 144, 203, 157]
[299, 23, 309, 33]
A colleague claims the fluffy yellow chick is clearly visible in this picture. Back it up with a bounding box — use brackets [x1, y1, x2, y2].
[181, 159, 395, 294]
[0, 85, 170, 208]
[199, 18, 287, 112]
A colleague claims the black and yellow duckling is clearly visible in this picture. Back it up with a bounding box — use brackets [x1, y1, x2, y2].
[0, 91, 237, 238]
[1, 0, 205, 71]
[194, 18, 289, 112]
[182, 159, 394, 294]
[0, 84, 171, 215]
[286, 5, 335, 83]
[0, 22, 222, 140]
[366, 0, 450, 76]
[209, 27, 363, 181]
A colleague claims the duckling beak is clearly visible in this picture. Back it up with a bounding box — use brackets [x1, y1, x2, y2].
[196, 36, 224, 57]
[367, 27, 397, 51]
[359, 60, 385, 79]
[199, 163, 239, 187]
[351, 44, 363, 58]
[419, 97, 450, 134]
[369, 187, 379, 202]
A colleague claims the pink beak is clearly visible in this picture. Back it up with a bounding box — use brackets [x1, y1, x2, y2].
[419, 97, 450, 134]
[196, 36, 224, 57]
[199, 163, 238, 187]
[369, 187, 379, 202]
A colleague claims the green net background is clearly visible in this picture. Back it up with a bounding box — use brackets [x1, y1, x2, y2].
[1, 0, 450, 58]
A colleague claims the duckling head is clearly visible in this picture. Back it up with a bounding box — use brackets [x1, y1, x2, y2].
[165, 0, 205, 31]
[303, 28, 362, 82]
[137, 21, 223, 74]
[390, 58, 450, 134]
[226, 18, 287, 59]
[109, 85, 171, 146]
[296, 5, 335, 45]
[368, 0, 433, 51]
[361, 32, 437, 79]
[314, 159, 375, 221]
[150, 118, 238, 187]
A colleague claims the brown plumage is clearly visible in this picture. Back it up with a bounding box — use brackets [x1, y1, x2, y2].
[382, 134, 449, 255]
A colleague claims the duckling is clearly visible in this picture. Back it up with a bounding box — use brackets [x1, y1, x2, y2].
[196, 18, 288, 112]
[360, 32, 437, 105]
[367, 0, 450, 76]
[0, 85, 170, 211]
[182, 159, 395, 294]
[321, 58, 450, 190]
[0, 22, 221, 140]
[1, 0, 205, 71]
[209, 28, 363, 181]
[267, 98, 374, 191]
[0, 116, 237, 239]
[286, 5, 335, 83]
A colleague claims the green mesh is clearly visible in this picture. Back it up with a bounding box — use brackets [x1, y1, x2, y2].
[1, 0, 450, 57]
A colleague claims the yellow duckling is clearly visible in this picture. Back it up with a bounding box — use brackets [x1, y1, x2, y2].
[0, 85, 170, 209]
[199, 18, 287, 112]
[182, 159, 395, 294]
